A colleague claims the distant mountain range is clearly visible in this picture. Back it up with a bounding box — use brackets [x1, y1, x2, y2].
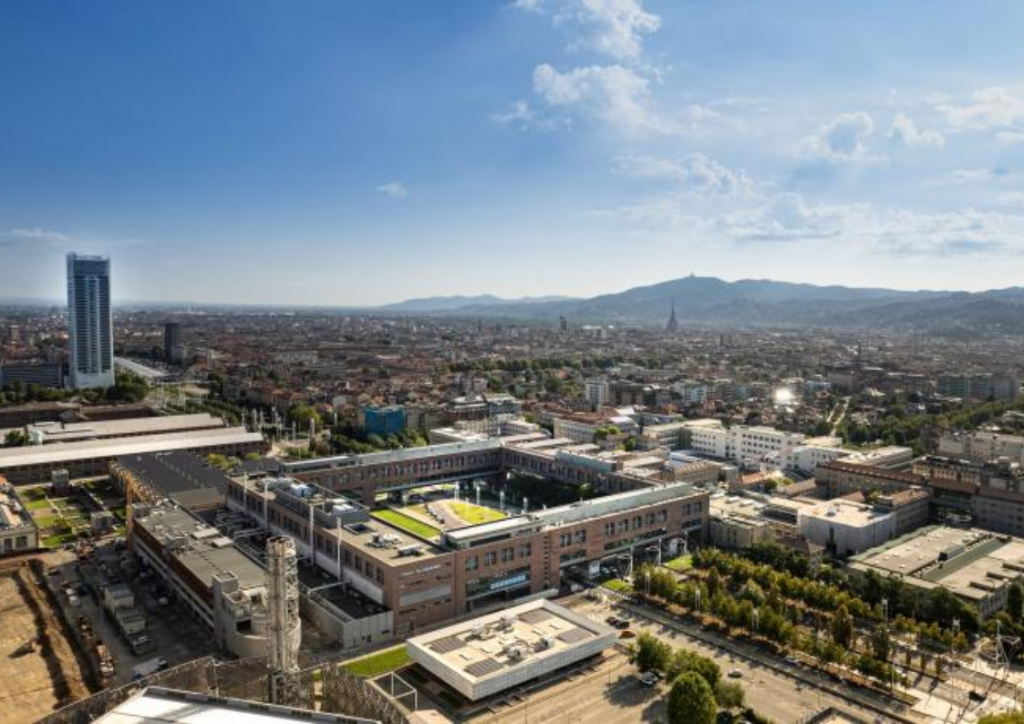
[379, 294, 576, 313]
[379, 276, 1024, 337]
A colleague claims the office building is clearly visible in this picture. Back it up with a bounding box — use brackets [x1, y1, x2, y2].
[0, 362, 64, 389]
[584, 379, 610, 409]
[797, 499, 896, 557]
[227, 476, 707, 636]
[66, 253, 114, 389]
[163, 322, 184, 364]
[407, 599, 616, 701]
[362, 406, 407, 437]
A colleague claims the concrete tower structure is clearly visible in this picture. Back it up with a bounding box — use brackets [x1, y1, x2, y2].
[266, 535, 302, 705]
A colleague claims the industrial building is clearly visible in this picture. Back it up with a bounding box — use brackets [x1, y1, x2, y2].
[130, 503, 294, 659]
[11, 413, 227, 446]
[849, 526, 1024, 618]
[0, 426, 267, 483]
[407, 599, 616, 701]
[111, 450, 234, 515]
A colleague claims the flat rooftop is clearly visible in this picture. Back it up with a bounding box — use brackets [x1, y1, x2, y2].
[96, 686, 375, 724]
[0, 427, 264, 469]
[116, 450, 232, 496]
[408, 599, 615, 686]
[0, 482, 35, 531]
[801, 500, 892, 527]
[445, 482, 700, 546]
[849, 526, 1024, 603]
[21, 413, 224, 444]
[134, 505, 266, 593]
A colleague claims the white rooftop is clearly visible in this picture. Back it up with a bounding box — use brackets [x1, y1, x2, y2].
[95, 687, 374, 724]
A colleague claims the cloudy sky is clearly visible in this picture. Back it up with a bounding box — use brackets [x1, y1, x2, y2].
[3, 0, 1024, 305]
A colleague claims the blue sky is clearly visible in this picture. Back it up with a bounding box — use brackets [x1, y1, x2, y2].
[4, 1, 1024, 305]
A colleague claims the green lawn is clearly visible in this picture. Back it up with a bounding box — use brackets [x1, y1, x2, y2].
[604, 578, 633, 593]
[449, 501, 506, 525]
[342, 646, 410, 678]
[43, 531, 79, 548]
[35, 514, 63, 529]
[25, 497, 52, 511]
[371, 509, 441, 539]
[664, 554, 693, 572]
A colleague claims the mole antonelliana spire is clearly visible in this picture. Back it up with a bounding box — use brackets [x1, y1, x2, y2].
[665, 299, 680, 333]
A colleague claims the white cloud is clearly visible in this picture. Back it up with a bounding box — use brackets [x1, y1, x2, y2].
[949, 166, 1011, 184]
[996, 131, 1024, 146]
[532, 63, 663, 131]
[616, 152, 753, 197]
[376, 182, 408, 199]
[512, 0, 544, 13]
[793, 111, 884, 164]
[565, 0, 660, 61]
[938, 86, 1024, 132]
[996, 192, 1024, 207]
[492, 99, 536, 126]
[602, 191, 1024, 257]
[0, 227, 72, 247]
[718, 193, 844, 243]
[888, 112, 944, 149]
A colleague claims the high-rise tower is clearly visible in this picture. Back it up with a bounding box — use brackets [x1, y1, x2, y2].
[66, 253, 114, 389]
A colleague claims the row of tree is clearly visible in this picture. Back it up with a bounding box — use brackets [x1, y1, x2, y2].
[629, 632, 747, 724]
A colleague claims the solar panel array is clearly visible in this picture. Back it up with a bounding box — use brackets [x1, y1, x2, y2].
[429, 636, 464, 654]
[557, 627, 592, 644]
[518, 609, 554, 625]
[465, 658, 504, 678]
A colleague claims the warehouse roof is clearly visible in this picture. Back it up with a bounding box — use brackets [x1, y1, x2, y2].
[0, 427, 264, 470]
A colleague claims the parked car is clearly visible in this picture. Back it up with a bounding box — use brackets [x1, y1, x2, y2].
[639, 671, 659, 688]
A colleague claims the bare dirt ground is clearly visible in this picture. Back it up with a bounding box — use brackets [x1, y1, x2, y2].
[0, 562, 90, 723]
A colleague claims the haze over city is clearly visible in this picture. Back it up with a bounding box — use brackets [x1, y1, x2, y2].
[5, 1, 1024, 304]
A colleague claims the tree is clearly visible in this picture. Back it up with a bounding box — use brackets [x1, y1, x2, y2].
[706, 568, 722, 598]
[713, 680, 746, 710]
[630, 631, 671, 674]
[871, 624, 892, 663]
[287, 404, 322, 431]
[831, 605, 854, 648]
[667, 672, 717, 724]
[1009, 583, 1024, 623]
[3, 430, 28, 448]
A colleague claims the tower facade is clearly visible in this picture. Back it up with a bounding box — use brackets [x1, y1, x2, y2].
[66, 253, 114, 389]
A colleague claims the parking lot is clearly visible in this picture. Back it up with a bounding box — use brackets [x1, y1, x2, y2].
[563, 595, 914, 724]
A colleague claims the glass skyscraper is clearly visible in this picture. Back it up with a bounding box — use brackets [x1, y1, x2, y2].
[66, 253, 114, 389]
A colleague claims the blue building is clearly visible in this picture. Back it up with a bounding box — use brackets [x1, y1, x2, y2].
[363, 405, 407, 437]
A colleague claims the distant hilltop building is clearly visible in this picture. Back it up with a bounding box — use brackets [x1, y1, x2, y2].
[67, 253, 114, 389]
[665, 300, 679, 333]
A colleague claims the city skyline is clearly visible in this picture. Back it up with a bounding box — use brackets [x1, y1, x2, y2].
[4, 1, 1024, 305]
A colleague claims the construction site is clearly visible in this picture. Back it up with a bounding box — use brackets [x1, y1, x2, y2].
[0, 556, 92, 723]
